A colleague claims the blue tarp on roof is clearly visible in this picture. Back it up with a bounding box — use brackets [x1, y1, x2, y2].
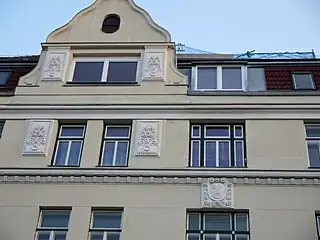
[176, 43, 213, 54]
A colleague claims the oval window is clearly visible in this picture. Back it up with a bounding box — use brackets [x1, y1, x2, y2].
[102, 14, 120, 34]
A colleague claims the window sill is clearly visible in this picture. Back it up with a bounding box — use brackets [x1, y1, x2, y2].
[95, 165, 128, 168]
[187, 166, 248, 169]
[47, 165, 80, 168]
[64, 82, 139, 87]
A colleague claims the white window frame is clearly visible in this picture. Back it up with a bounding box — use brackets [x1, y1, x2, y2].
[194, 65, 247, 91]
[305, 124, 320, 167]
[53, 125, 86, 166]
[292, 73, 315, 90]
[190, 140, 201, 166]
[89, 210, 123, 240]
[234, 140, 245, 167]
[205, 125, 231, 138]
[204, 140, 231, 167]
[100, 125, 131, 166]
[68, 57, 141, 83]
[35, 210, 70, 240]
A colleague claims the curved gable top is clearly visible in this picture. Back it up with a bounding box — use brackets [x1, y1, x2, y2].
[47, 0, 171, 43]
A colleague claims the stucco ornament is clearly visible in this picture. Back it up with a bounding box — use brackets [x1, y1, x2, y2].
[41, 52, 68, 81]
[142, 52, 164, 81]
[22, 120, 53, 155]
[138, 125, 159, 151]
[135, 120, 162, 156]
[201, 177, 233, 208]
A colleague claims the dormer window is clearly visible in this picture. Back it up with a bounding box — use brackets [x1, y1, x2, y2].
[71, 58, 139, 84]
[194, 66, 245, 91]
[292, 73, 315, 90]
[0, 71, 11, 86]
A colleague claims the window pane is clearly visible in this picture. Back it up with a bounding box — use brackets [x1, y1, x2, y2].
[37, 232, 51, 240]
[234, 126, 243, 138]
[0, 122, 4, 137]
[41, 211, 70, 228]
[206, 126, 229, 137]
[306, 125, 320, 138]
[235, 235, 249, 240]
[73, 62, 104, 83]
[293, 74, 314, 89]
[219, 235, 232, 240]
[92, 212, 122, 229]
[235, 214, 248, 231]
[197, 68, 217, 90]
[222, 67, 242, 89]
[204, 234, 217, 240]
[102, 141, 116, 166]
[307, 141, 320, 167]
[60, 127, 84, 137]
[106, 126, 130, 138]
[235, 141, 244, 167]
[107, 232, 120, 240]
[90, 232, 104, 240]
[188, 213, 200, 230]
[67, 141, 82, 166]
[192, 126, 201, 138]
[115, 141, 128, 166]
[188, 234, 200, 240]
[0, 71, 10, 85]
[107, 62, 137, 83]
[204, 213, 231, 231]
[219, 141, 230, 167]
[54, 141, 69, 165]
[205, 141, 217, 167]
[191, 141, 200, 167]
[54, 232, 67, 240]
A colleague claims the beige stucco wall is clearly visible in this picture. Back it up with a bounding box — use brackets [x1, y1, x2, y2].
[0, 183, 319, 240]
[0, 119, 310, 169]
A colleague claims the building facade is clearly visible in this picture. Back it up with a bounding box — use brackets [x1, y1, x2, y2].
[1, 0, 320, 239]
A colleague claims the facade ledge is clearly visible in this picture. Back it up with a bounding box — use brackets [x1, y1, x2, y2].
[188, 90, 320, 96]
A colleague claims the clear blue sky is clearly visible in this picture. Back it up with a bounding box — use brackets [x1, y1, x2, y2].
[1, 0, 320, 56]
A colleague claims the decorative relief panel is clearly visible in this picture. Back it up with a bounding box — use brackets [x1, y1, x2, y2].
[142, 52, 164, 81]
[201, 177, 233, 208]
[41, 52, 68, 81]
[135, 120, 162, 156]
[22, 120, 54, 156]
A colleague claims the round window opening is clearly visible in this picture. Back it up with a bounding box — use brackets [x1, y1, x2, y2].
[102, 14, 120, 33]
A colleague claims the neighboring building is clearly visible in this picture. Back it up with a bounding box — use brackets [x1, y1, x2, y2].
[1, 0, 320, 240]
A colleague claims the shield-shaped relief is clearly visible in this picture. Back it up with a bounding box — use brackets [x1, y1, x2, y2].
[201, 177, 233, 208]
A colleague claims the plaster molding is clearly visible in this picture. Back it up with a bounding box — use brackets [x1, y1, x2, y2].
[135, 120, 162, 156]
[142, 52, 165, 81]
[20, 51, 47, 85]
[201, 178, 233, 208]
[22, 120, 54, 156]
[0, 174, 320, 186]
[46, 0, 170, 42]
[41, 51, 69, 82]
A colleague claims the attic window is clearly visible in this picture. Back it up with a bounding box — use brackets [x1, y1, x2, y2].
[102, 14, 120, 34]
[292, 73, 315, 90]
[0, 71, 11, 86]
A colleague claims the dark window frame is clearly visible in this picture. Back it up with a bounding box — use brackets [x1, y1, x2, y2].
[186, 211, 250, 240]
[315, 214, 320, 239]
[51, 124, 86, 167]
[71, 58, 140, 85]
[291, 72, 316, 90]
[0, 121, 5, 138]
[89, 209, 123, 240]
[189, 123, 247, 167]
[35, 208, 71, 240]
[102, 14, 121, 34]
[99, 124, 132, 167]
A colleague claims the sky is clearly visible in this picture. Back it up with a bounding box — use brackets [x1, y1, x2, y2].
[0, 0, 320, 56]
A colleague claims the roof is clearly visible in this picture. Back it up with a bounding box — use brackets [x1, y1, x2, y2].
[0, 55, 39, 62]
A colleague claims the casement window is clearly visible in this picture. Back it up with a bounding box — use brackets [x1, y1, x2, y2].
[190, 124, 246, 167]
[0, 121, 5, 138]
[52, 125, 86, 166]
[71, 58, 139, 84]
[35, 209, 71, 240]
[0, 70, 11, 86]
[316, 214, 320, 239]
[100, 125, 131, 166]
[186, 212, 250, 240]
[305, 124, 320, 167]
[292, 73, 315, 90]
[89, 210, 123, 240]
[195, 66, 246, 91]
